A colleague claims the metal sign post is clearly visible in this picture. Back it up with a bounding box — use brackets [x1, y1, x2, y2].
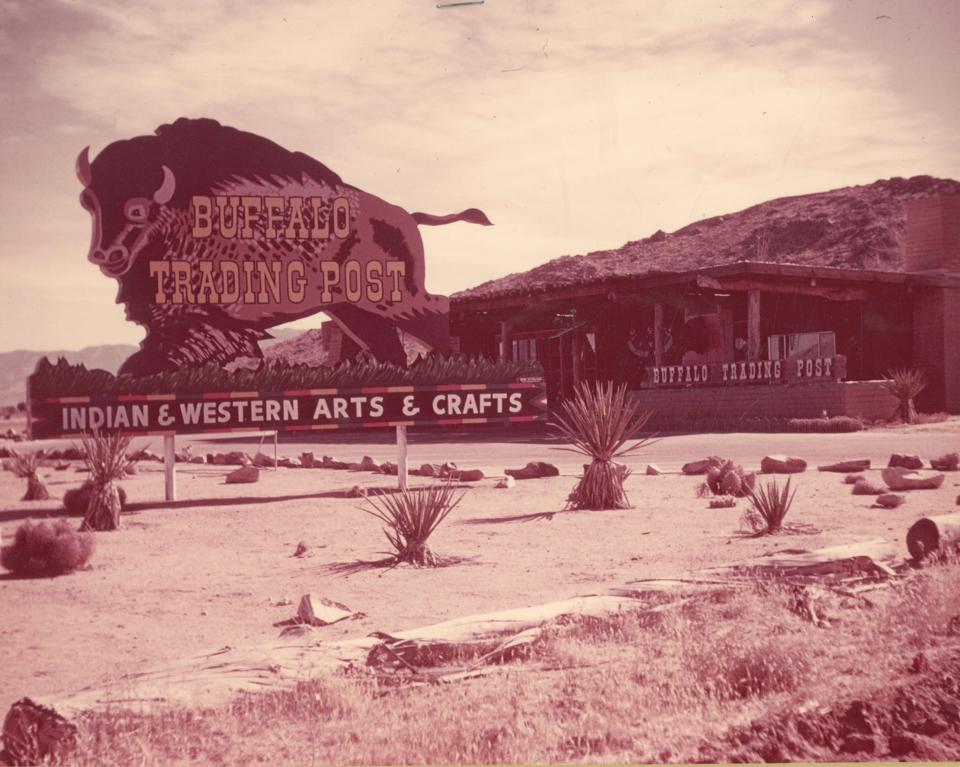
[163, 434, 177, 501]
[396, 424, 408, 491]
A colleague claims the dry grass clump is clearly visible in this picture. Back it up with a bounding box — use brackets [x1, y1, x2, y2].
[552, 381, 653, 510]
[1, 520, 95, 576]
[881, 367, 927, 424]
[742, 478, 797, 534]
[363, 482, 463, 566]
[77, 432, 136, 531]
[7, 449, 50, 501]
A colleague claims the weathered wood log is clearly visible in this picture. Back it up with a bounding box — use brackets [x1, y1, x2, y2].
[906, 513, 960, 561]
[700, 538, 899, 579]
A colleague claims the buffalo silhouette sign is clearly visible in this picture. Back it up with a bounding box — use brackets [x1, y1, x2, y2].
[76, 118, 492, 376]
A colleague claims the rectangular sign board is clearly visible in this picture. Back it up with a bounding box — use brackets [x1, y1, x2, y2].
[29, 381, 548, 440]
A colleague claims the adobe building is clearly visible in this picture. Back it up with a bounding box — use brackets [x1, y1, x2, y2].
[449, 179, 960, 427]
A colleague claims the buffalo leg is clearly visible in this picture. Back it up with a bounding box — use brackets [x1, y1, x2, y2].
[325, 305, 407, 366]
[396, 311, 451, 355]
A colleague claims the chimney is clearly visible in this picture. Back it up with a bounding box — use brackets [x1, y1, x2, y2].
[905, 194, 960, 273]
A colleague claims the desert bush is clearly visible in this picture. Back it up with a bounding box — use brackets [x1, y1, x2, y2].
[881, 368, 926, 424]
[6, 449, 50, 501]
[552, 381, 654, 510]
[743, 478, 796, 534]
[363, 482, 463, 566]
[698, 459, 756, 499]
[63, 481, 128, 517]
[78, 431, 136, 531]
[1, 519, 95, 576]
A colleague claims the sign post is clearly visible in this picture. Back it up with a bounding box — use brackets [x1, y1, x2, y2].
[163, 434, 176, 501]
[396, 425, 408, 491]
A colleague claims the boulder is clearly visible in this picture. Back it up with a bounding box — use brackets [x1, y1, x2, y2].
[358, 456, 378, 471]
[852, 480, 885, 496]
[253, 452, 276, 468]
[818, 459, 870, 472]
[505, 461, 559, 480]
[645, 464, 663, 476]
[345, 485, 367, 498]
[875, 493, 905, 509]
[888, 454, 923, 470]
[378, 462, 398, 475]
[300, 452, 316, 469]
[930, 452, 960, 472]
[124, 464, 138, 475]
[296, 594, 354, 626]
[843, 474, 865, 484]
[322, 456, 349, 470]
[189, 455, 205, 464]
[418, 463, 438, 477]
[223, 451, 250, 466]
[277, 457, 295, 468]
[455, 468, 485, 482]
[225, 466, 259, 484]
[761, 455, 807, 474]
[681, 457, 722, 475]
[495, 475, 516, 489]
[881, 467, 945, 491]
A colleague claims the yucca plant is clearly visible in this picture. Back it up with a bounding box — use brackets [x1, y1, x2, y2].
[363, 483, 463, 566]
[7, 449, 49, 501]
[881, 368, 927, 424]
[77, 431, 136, 531]
[551, 381, 654, 510]
[743, 478, 797, 535]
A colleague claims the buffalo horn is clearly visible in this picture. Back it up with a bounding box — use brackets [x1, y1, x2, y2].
[75, 146, 92, 187]
[153, 165, 176, 205]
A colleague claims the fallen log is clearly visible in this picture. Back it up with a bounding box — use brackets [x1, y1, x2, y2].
[906, 513, 960, 561]
[0, 540, 904, 764]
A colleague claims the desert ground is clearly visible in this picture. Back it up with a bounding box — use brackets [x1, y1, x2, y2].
[1, 418, 960, 763]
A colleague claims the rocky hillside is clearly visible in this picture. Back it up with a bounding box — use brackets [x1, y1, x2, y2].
[454, 175, 960, 302]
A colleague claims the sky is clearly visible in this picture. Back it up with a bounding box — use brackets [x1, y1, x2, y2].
[0, 0, 957, 352]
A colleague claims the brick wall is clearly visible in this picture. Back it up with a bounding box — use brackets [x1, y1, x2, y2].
[905, 195, 960, 272]
[632, 381, 899, 428]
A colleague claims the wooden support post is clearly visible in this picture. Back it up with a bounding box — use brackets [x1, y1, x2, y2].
[499, 320, 513, 361]
[571, 332, 583, 389]
[653, 303, 664, 366]
[396, 424, 408, 491]
[747, 289, 761, 362]
[163, 434, 176, 502]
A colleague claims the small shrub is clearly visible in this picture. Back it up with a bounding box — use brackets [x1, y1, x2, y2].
[743, 478, 796, 534]
[1, 520, 95, 576]
[363, 482, 463, 566]
[6, 449, 50, 501]
[552, 381, 654, 510]
[881, 368, 926, 424]
[63, 481, 128, 517]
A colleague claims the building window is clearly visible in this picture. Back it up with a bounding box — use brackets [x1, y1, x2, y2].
[511, 337, 538, 362]
[768, 331, 836, 361]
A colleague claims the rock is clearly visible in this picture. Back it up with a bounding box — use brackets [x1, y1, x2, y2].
[881, 467, 945, 491]
[760, 455, 807, 474]
[495, 475, 516, 489]
[378, 462, 398, 475]
[456, 468, 484, 482]
[225, 466, 259, 484]
[418, 463, 437, 477]
[843, 473, 865, 484]
[293, 541, 308, 558]
[681, 457, 722, 475]
[841, 734, 875, 754]
[504, 461, 559, 480]
[889, 453, 924, 470]
[852, 480, 886, 495]
[189, 455, 205, 464]
[277, 457, 295, 468]
[222, 451, 249, 466]
[875, 493, 905, 508]
[322, 456, 349, 469]
[253, 452, 276, 468]
[818, 459, 871, 472]
[889, 733, 917, 756]
[297, 594, 353, 626]
[345, 485, 366, 498]
[358, 456, 378, 471]
[300, 452, 315, 468]
[645, 464, 663, 475]
[124, 464, 138, 475]
[930, 452, 960, 471]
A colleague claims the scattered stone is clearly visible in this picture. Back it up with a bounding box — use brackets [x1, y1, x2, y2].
[881, 467, 945, 491]
[852, 480, 886, 495]
[504, 461, 559, 480]
[843, 473, 866, 484]
[322, 456, 349, 470]
[875, 493, 905, 509]
[818, 459, 870, 472]
[300, 452, 316, 468]
[840, 734, 875, 754]
[378, 462, 398, 475]
[930, 452, 960, 471]
[358, 456, 378, 471]
[345, 485, 367, 498]
[418, 463, 439, 477]
[645, 464, 663, 475]
[709, 497, 736, 509]
[455, 468, 484, 482]
[681, 457, 723, 475]
[495, 475, 516, 489]
[293, 541, 308, 558]
[889, 733, 917, 756]
[225, 466, 259, 484]
[760, 455, 807, 474]
[189, 455, 205, 464]
[253, 452, 276, 468]
[889, 453, 924, 470]
[277, 457, 295, 468]
[297, 594, 354, 626]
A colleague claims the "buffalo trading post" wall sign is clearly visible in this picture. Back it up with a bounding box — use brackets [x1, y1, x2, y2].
[76, 117, 492, 376]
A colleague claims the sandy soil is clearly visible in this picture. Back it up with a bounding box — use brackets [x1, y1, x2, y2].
[1, 422, 959, 717]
